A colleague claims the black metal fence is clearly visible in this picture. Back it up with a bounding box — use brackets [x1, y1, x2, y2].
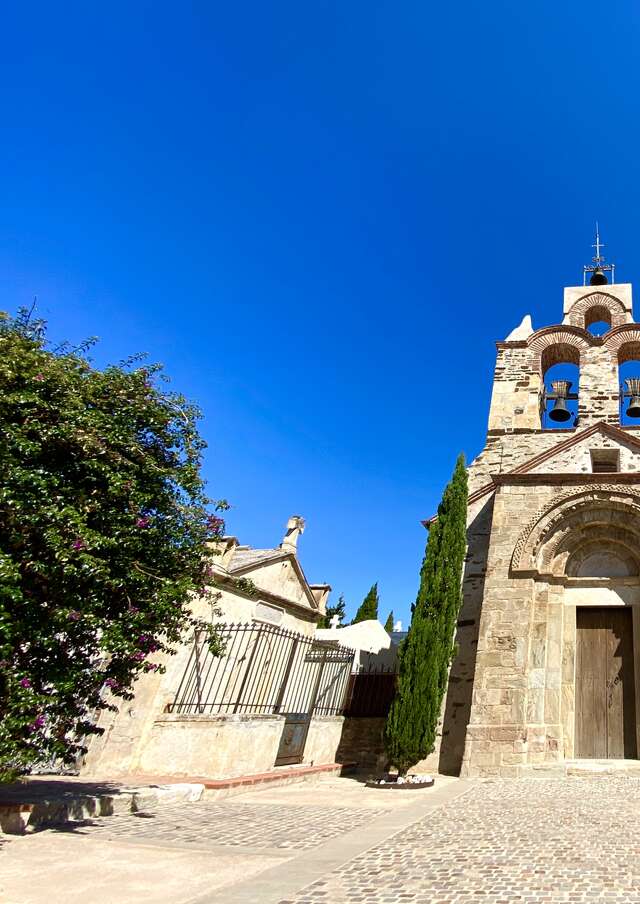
[343, 663, 398, 718]
[167, 622, 355, 717]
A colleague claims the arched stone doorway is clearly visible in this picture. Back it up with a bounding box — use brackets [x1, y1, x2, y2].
[513, 488, 640, 762]
[461, 487, 640, 778]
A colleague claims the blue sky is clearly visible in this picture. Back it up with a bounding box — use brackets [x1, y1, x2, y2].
[2, 2, 640, 625]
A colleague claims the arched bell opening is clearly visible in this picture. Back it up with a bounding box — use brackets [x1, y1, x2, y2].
[540, 343, 580, 429]
[618, 342, 640, 425]
[584, 304, 612, 337]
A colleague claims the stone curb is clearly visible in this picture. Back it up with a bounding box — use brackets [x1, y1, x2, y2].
[0, 761, 354, 834]
[0, 782, 205, 836]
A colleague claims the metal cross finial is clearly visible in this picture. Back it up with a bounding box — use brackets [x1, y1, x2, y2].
[583, 222, 616, 285]
[592, 221, 605, 263]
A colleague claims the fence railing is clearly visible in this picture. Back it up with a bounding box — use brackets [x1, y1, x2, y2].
[167, 622, 355, 717]
[343, 663, 398, 718]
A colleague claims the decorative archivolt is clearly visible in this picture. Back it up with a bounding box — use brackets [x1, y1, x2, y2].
[602, 326, 640, 362]
[511, 485, 640, 574]
[521, 322, 640, 373]
[527, 328, 590, 370]
[565, 292, 628, 331]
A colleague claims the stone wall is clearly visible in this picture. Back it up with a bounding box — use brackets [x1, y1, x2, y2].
[304, 716, 345, 765]
[138, 713, 285, 779]
[335, 717, 386, 774]
[84, 712, 349, 779]
[434, 283, 640, 777]
[458, 480, 640, 777]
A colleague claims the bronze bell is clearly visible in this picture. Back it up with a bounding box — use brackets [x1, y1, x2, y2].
[590, 267, 608, 286]
[626, 379, 640, 418]
[548, 380, 573, 422]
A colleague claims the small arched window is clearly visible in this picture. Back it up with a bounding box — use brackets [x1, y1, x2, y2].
[584, 305, 612, 336]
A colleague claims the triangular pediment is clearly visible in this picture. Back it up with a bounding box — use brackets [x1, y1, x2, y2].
[229, 551, 319, 609]
[423, 423, 640, 525]
[509, 422, 640, 476]
[424, 423, 640, 526]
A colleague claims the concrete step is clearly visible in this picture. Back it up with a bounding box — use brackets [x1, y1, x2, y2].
[0, 762, 356, 834]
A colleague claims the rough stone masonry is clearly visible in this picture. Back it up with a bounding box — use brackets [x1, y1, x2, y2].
[430, 278, 640, 777]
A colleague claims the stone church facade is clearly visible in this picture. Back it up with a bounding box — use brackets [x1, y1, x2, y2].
[436, 276, 640, 778]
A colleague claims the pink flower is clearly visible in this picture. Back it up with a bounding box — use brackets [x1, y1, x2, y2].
[34, 373, 44, 382]
[133, 651, 146, 661]
[72, 538, 85, 551]
[68, 610, 81, 621]
[19, 678, 31, 688]
[136, 516, 150, 529]
[206, 515, 225, 536]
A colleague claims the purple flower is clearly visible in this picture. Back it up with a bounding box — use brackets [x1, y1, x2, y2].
[72, 538, 85, 551]
[128, 605, 140, 614]
[19, 678, 31, 689]
[30, 714, 46, 731]
[138, 635, 158, 653]
[104, 678, 119, 690]
[135, 516, 150, 529]
[68, 610, 81, 622]
[133, 651, 146, 661]
[206, 515, 225, 536]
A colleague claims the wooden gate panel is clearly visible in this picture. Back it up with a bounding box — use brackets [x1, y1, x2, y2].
[575, 607, 637, 759]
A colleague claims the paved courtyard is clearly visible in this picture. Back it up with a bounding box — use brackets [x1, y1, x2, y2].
[5, 774, 640, 902]
[284, 776, 640, 904]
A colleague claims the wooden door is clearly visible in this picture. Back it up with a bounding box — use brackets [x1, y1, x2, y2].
[575, 607, 637, 759]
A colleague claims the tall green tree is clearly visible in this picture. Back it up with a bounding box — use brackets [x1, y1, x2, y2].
[384, 611, 394, 633]
[351, 582, 379, 624]
[0, 309, 226, 778]
[385, 454, 468, 775]
[318, 592, 346, 628]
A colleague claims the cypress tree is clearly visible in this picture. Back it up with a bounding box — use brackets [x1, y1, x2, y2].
[318, 592, 346, 628]
[351, 582, 379, 624]
[384, 611, 394, 633]
[384, 454, 468, 775]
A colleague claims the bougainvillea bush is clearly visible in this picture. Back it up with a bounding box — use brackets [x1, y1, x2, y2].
[0, 308, 226, 778]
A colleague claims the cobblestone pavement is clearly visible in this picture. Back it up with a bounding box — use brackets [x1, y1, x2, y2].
[281, 777, 640, 903]
[69, 799, 388, 850]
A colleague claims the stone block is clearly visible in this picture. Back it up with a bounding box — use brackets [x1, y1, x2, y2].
[489, 726, 525, 742]
[0, 804, 33, 835]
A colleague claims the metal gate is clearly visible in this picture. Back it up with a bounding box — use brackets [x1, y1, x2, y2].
[167, 623, 355, 766]
[273, 643, 354, 765]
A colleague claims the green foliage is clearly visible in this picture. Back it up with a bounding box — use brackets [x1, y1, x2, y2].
[384, 611, 394, 633]
[384, 454, 468, 774]
[351, 583, 379, 624]
[228, 577, 259, 598]
[318, 592, 346, 628]
[0, 308, 227, 777]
